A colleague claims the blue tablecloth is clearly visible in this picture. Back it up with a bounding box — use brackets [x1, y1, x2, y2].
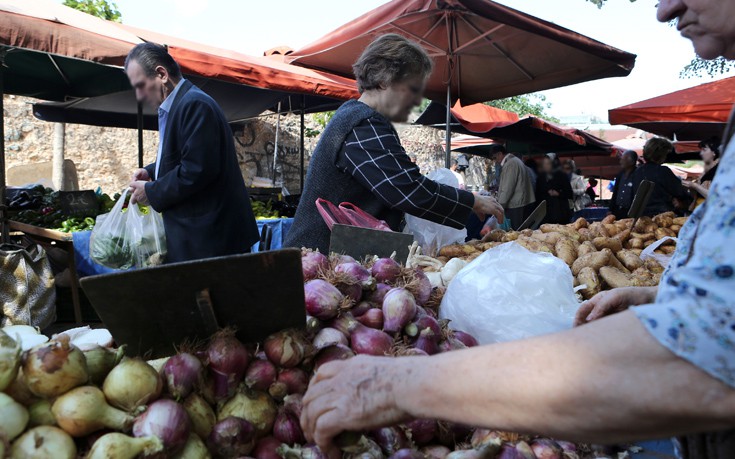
[251, 218, 294, 253]
[573, 207, 610, 223]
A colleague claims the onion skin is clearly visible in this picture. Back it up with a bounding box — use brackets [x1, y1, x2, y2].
[9, 426, 76, 459]
[273, 409, 305, 445]
[498, 441, 536, 459]
[350, 324, 393, 356]
[278, 444, 329, 459]
[302, 251, 329, 281]
[367, 283, 392, 305]
[370, 426, 411, 455]
[405, 418, 437, 446]
[382, 288, 417, 334]
[335, 261, 374, 289]
[388, 449, 424, 459]
[163, 353, 203, 400]
[304, 280, 344, 320]
[312, 327, 348, 350]
[0, 330, 21, 392]
[254, 436, 283, 459]
[277, 368, 309, 395]
[218, 389, 277, 438]
[264, 329, 308, 369]
[207, 329, 251, 402]
[183, 393, 216, 440]
[421, 445, 452, 459]
[133, 399, 191, 452]
[0, 392, 29, 441]
[173, 433, 210, 459]
[83, 345, 125, 386]
[351, 300, 375, 317]
[371, 258, 402, 284]
[28, 399, 56, 427]
[52, 386, 134, 437]
[268, 381, 289, 401]
[452, 331, 479, 348]
[87, 432, 164, 459]
[283, 394, 304, 419]
[530, 439, 563, 459]
[207, 416, 256, 458]
[245, 359, 278, 392]
[414, 330, 440, 356]
[103, 357, 162, 412]
[356, 309, 384, 330]
[338, 282, 363, 303]
[24, 337, 88, 398]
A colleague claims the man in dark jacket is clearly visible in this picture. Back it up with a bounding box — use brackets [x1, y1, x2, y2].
[630, 138, 690, 217]
[125, 43, 259, 263]
[609, 150, 638, 219]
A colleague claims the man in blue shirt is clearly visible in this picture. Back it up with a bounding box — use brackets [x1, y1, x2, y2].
[125, 43, 258, 263]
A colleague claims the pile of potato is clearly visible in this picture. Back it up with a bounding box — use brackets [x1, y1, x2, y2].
[433, 212, 686, 300]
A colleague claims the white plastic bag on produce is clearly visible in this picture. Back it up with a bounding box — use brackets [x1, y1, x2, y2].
[439, 242, 579, 345]
[404, 168, 467, 256]
[640, 236, 677, 269]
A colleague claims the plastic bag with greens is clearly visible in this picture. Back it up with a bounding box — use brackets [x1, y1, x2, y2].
[89, 189, 167, 269]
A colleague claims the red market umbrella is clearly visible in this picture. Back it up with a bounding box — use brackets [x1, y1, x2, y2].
[608, 76, 735, 141]
[287, 0, 636, 165]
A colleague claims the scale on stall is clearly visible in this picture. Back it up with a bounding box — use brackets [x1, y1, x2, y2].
[329, 224, 414, 264]
[80, 249, 305, 358]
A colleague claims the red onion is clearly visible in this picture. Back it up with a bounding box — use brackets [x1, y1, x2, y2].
[278, 444, 329, 459]
[356, 309, 384, 329]
[329, 313, 358, 337]
[312, 328, 348, 349]
[133, 399, 190, 452]
[389, 449, 425, 459]
[350, 324, 393, 356]
[264, 329, 308, 368]
[371, 258, 402, 283]
[470, 429, 500, 448]
[453, 331, 479, 347]
[162, 353, 202, 400]
[421, 445, 452, 459]
[436, 421, 472, 446]
[447, 449, 485, 459]
[283, 394, 303, 419]
[531, 439, 563, 459]
[405, 419, 437, 446]
[207, 329, 250, 401]
[207, 416, 256, 457]
[338, 283, 363, 303]
[304, 280, 344, 320]
[334, 254, 356, 264]
[410, 269, 432, 306]
[314, 344, 355, 370]
[302, 251, 329, 281]
[277, 368, 309, 395]
[273, 409, 305, 445]
[397, 348, 429, 356]
[406, 315, 441, 338]
[556, 440, 577, 454]
[351, 301, 376, 317]
[254, 436, 283, 459]
[335, 262, 374, 289]
[370, 426, 411, 455]
[439, 337, 467, 353]
[382, 288, 417, 334]
[245, 359, 278, 392]
[368, 283, 392, 304]
[415, 329, 440, 355]
[305, 316, 323, 337]
[498, 441, 536, 459]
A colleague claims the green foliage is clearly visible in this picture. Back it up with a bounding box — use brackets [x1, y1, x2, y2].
[305, 111, 335, 138]
[680, 56, 735, 78]
[63, 0, 122, 22]
[485, 94, 559, 123]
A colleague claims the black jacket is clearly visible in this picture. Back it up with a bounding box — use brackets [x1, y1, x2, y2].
[144, 80, 259, 263]
[536, 171, 573, 224]
[610, 169, 636, 219]
[630, 163, 689, 217]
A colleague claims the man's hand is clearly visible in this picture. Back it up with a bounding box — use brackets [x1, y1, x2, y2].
[473, 194, 505, 224]
[132, 168, 150, 182]
[301, 356, 413, 456]
[574, 286, 658, 326]
[128, 181, 150, 206]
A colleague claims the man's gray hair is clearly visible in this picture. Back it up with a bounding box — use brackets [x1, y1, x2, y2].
[125, 43, 182, 79]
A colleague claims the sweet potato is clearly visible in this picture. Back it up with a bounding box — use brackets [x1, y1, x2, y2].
[593, 237, 623, 253]
[670, 224, 682, 234]
[627, 238, 645, 249]
[577, 241, 597, 257]
[577, 266, 601, 300]
[630, 248, 643, 256]
[588, 222, 610, 239]
[631, 267, 654, 287]
[655, 227, 677, 240]
[438, 244, 478, 258]
[603, 224, 620, 236]
[660, 245, 677, 255]
[617, 249, 644, 271]
[603, 248, 630, 274]
[615, 219, 634, 231]
[673, 217, 688, 226]
[644, 258, 665, 274]
[572, 250, 610, 276]
[571, 217, 589, 230]
[530, 231, 563, 245]
[578, 228, 592, 241]
[602, 214, 616, 225]
[516, 236, 554, 253]
[482, 229, 506, 243]
[520, 229, 534, 237]
[501, 232, 520, 242]
[555, 238, 577, 267]
[653, 214, 674, 228]
[631, 232, 656, 242]
[540, 224, 580, 241]
[634, 216, 653, 232]
[643, 239, 656, 248]
[613, 228, 632, 244]
[599, 266, 634, 288]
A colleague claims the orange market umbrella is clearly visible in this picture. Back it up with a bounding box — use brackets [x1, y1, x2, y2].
[608, 76, 735, 141]
[287, 0, 636, 165]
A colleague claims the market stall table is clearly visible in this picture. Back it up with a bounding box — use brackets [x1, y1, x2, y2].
[572, 207, 610, 223]
[252, 217, 294, 253]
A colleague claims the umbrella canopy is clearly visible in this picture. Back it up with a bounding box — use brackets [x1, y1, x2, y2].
[288, 0, 636, 103]
[608, 76, 735, 141]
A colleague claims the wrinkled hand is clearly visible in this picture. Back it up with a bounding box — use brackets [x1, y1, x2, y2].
[128, 181, 150, 206]
[548, 189, 560, 197]
[473, 194, 505, 224]
[301, 356, 412, 456]
[132, 168, 150, 182]
[574, 287, 657, 327]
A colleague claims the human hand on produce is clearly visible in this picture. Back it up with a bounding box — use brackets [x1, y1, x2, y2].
[472, 194, 505, 224]
[131, 168, 150, 182]
[574, 286, 658, 326]
[301, 355, 413, 455]
[128, 181, 150, 206]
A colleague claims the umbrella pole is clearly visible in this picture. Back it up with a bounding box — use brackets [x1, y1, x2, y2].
[300, 95, 305, 193]
[0, 65, 6, 242]
[272, 101, 282, 187]
[445, 85, 451, 169]
[137, 102, 144, 168]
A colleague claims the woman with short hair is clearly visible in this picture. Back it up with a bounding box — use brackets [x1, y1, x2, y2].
[684, 137, 720, 210]
[630, 137, 690, 216]
[285, 34, 503, 253]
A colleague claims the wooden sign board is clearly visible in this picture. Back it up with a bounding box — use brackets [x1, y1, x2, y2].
[330, 224, 414, 264]
[80, 249, 306, 358]
[59, 190, 99, 216]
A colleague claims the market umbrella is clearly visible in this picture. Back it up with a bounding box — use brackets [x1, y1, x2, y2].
[608, 76, 735, 141]
[287, 0, 636, 166]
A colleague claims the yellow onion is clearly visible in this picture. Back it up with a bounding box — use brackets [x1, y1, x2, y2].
[0, 330, 21, 391]
[51, 386, 134, 437]
[83, 345, 126, 385]
[28, 399, 56, 427]
[23, 336, 88, 398]
[103, 357, 162, 412]
[3, 368, 40, 407]
[174, 433, 212, 459]
[183, 393, 216, 440]
[0, 392, 29, 441]
[87, 432, 163, 459]
[218, 389, 277, 438]
[9, 426, 76, 459]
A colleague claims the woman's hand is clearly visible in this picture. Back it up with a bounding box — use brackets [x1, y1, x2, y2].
[301, 356, 414, 455]
[574, 286, 658, 326]
[473, 194, 505, 224]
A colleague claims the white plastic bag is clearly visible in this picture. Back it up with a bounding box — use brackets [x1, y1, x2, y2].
[439, 242, 579, 345]
[90, 189, 167, 269]
[640, 236, 677, 269]
[404, 168, 467, 256]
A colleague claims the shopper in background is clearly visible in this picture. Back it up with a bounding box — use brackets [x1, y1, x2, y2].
[609, 150, 639, 219]
[586, 178, 598, 205]
[449, 159, 466, 189]
[536, 154, 573, 224]
[490, 145, 535, 230]
[563, 160, 590, 211]
[631, 137, 690, 216]
[684, 137, 720, 211]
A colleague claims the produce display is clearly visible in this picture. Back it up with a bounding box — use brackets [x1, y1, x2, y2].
[414, 213, 683, 299]
[10, 187, 118, 233]
[0, 252, 642, 458]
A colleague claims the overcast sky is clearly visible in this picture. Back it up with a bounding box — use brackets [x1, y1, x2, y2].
[87, 0, 735, 121]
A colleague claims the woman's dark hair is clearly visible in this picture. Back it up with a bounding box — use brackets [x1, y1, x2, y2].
[643, 137, 674, 165]
[524, 158, 538, 173]
[125, 43, 182, 79]
[352, 34, 433, 93]
[699, 136, 721, 159]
